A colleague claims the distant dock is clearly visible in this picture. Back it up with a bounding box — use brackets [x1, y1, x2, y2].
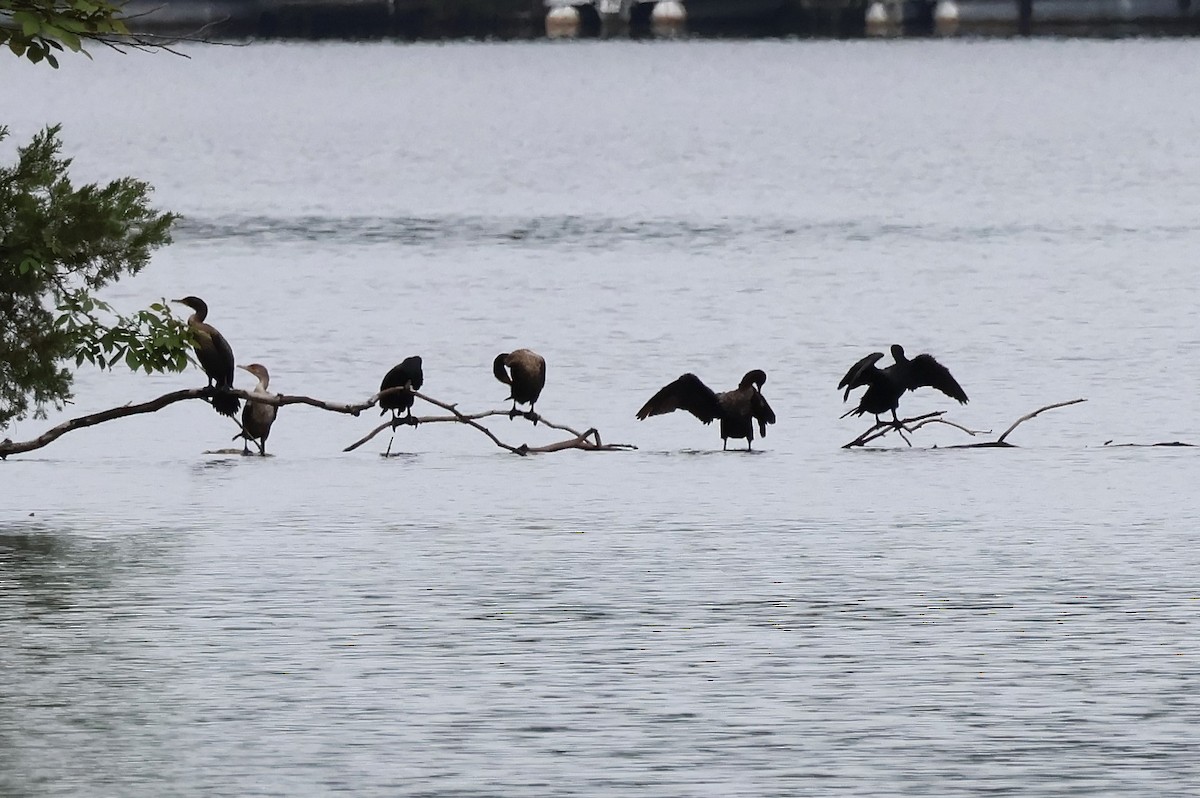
[123, 0, 1200, 39]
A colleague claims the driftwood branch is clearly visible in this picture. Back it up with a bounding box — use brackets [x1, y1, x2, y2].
[2, 388, 204, 458]
[843, 399, 1085, 450]
[1, 385, 397, 458]
[0, 385, 637, 459]
[995, 398, 1086, 444]
[343, 391, 637, 456]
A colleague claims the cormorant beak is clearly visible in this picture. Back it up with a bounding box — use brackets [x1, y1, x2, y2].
[238, 365, 252, 372]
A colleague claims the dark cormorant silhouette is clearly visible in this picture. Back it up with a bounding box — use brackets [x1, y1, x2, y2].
[838, 344, 968, 424]
[636, 369, 776, 451]
[233, 363, 277, 455]
[379, 356, 424, 422]
[174, 295, 239, 417]
[494, 349, 546, 420]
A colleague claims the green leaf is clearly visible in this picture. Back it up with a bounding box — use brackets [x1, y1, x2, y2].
[15, 12, 41, 37]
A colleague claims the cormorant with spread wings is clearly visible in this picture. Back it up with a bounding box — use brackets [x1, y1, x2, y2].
[839, 344, 967, 424]
[637, 369, 776, 451]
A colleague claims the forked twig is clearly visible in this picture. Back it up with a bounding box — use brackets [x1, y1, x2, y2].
[995, 398, 1086, 444]
[344, 391, 636, 456]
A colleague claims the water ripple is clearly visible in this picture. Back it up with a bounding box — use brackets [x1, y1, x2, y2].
[173, 213, 1195, 250]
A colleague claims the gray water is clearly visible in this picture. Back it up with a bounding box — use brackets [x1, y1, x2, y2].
[2, 39, 1199, 796]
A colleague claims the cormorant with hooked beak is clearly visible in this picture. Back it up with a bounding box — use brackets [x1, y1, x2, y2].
[233, 363, 278, 455]
[174, 295, 240, 417]
[838, 344, 968, 425]
[637, 369, 776, 451]
[494, 349, 546, 421]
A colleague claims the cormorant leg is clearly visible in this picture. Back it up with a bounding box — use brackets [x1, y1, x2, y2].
[241, 442, 252, 456]
[508, 401, 519, 420]
[723, 438, 728, 451]
[526, 405, 539, 426]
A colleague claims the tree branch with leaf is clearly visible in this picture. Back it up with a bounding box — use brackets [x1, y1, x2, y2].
[0, 123, 189, 427]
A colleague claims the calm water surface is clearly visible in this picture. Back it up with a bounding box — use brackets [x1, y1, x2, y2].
[2, 39, 1199, 796]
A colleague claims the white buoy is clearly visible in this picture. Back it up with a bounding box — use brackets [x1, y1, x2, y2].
[934, 0, 960, 35]
[865, 1, 892, 37]
[545, 5, 581, 39]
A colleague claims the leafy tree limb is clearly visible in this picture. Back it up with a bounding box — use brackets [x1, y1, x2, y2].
[0, 123, 185, 427]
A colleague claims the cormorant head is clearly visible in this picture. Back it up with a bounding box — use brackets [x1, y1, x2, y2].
[173, 296, 208, 320]
[890, 344, 907, 362]
[493, 353, 512, 386]
[239, 363, 270, 388]
[741, 369, 768, 391]
[399, 355, 423, 390]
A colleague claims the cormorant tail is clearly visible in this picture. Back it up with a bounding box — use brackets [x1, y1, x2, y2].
[212, 390, 241, 418]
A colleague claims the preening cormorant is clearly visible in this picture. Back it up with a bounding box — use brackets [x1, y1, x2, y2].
[838, 344, 968, 424]
[233, 363, 278, 455]
[174, 295, 240, 417]
[379, 356, 424, 422]
[636, 369, 776, 451]
[494, 349, 546, 420]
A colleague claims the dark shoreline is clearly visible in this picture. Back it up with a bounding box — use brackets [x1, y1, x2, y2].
[124, 0, 1200, 40]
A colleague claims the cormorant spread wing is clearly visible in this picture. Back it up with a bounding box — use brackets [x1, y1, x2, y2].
[904, 354, 968, 403]
[636, 373, 722, 424]
[837, 352, 885, 400]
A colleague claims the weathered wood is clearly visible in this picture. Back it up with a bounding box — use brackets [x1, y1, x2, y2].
[344, 391, 637, 455]
[0, 385, 636, 459]
[844, 399, 1085, 450]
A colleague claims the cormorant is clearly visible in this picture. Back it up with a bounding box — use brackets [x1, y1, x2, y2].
[233, 363, 277, 456]
[494, 349, 546, 420]
[174, 295, 239, 417]
[379, 356, 424, 422]
[636, 369, 776, 451]
[838, 344, 968, 425]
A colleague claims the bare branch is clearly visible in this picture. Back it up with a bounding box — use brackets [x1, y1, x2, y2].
[345, 391, 637, 455]
[0, 385, 375, 458]
[842, 411, 946, 449]
[1, 388, 203, 458]
[996, 398, 1086, 444]
[0, 384, 637, 459]
[843, 399, 1084, 450]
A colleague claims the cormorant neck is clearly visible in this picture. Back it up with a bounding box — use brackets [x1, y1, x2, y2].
[493, 354, 512, 386]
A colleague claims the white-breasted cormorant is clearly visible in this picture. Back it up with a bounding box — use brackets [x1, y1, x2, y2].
[494, 349, 546, 420]
[636, 369, 776, 451]
[233, 363, 277, 455]
[379, 356, 424, 422]
[839, 344, 967, 424]
[174, 295, 239, 417]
